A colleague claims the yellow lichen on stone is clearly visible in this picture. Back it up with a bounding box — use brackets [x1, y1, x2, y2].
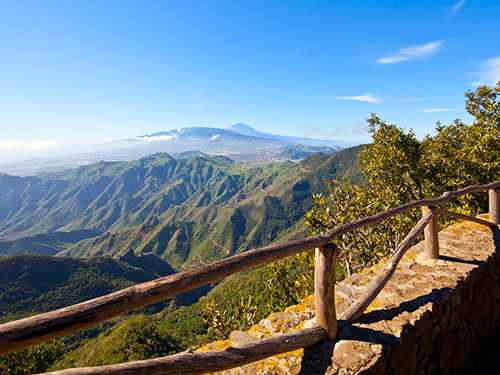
[198, 339, 233, 352]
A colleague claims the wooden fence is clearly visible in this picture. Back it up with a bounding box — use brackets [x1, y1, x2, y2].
[1, 181, 500, 375]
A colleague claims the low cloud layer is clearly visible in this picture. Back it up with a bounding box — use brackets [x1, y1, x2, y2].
[133, 134, 177, 142]
[0, 140, 62, 151]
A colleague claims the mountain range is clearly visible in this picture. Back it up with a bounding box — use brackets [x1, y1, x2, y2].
[0, 124, 344, 176]
[0, 146, 363, 270]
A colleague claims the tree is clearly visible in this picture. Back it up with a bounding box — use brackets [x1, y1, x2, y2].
[360, 114, 427, 203]
[422, 82, 500, 209]
[304, 81, 500, 280]
[465, 82, 500, 126]
[304, 179, 416, 279]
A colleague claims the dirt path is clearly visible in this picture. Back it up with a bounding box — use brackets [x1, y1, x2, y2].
[208, 224, 230, 255]
[195, 252, 208, 266]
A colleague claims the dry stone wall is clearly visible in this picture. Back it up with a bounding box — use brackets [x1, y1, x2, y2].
[198, 216, 500, 374]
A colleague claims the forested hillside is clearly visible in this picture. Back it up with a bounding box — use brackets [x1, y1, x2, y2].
[0, 146, 364, 270]
[0, 252, 179, 323]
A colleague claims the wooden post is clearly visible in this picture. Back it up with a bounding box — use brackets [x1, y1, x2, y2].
[314, 243, 338, 341]
[422, 206, 439, 260]
[489, 189, 500, 224]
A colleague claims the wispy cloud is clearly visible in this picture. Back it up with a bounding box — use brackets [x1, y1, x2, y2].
[330, 120, 369, 137]
[191, 93, 205, 110]
[333, 125, 349, 135]
[286, 51, 298, 61]
[300, 119, 368, 138]
[378, 41, 444, 65]
[329, 94, 382, 103]
[449, 0, 466, 20]
[419, 108, 460, 113]
[211, 134, 220, 140]
[0, 140, 61, 150]
[471, 57, 500, 86]
[352, 120, 368, 134]
[400, 98, 424, 102]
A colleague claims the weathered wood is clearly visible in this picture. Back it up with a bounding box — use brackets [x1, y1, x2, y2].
[321, 180, 500, 245]
[489, 188, 500, 224]
[422, 206, 439, 259]
[434, 207, 497, 227]
[3, 180, 500, 355]
[40, 326, 327, 375]
[0, 235, 329, 356]
[340, 208, 436, 323]
[315, 243, 338, 341]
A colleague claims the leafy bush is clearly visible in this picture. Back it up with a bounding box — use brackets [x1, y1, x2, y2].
[0, 340, 65, 375]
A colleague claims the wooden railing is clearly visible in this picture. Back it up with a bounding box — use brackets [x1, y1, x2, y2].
[1, 181, 500, 375]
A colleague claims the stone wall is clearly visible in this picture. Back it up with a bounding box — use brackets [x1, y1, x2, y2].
[198, 216, 500, 374]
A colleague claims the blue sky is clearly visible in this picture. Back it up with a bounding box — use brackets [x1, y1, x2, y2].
[1, 0, 499, 162]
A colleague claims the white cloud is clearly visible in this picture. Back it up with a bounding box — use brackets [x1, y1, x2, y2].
[133, 134, 177, 142]
[471, 57, 500, 86]
[0, 140, 61, 150]
[419, 108, 459, 113]
[449, 0, 466, 20]
[378, 41, 444, 65]
[211, 134, 220, 140]
[330, 94, 382, 103]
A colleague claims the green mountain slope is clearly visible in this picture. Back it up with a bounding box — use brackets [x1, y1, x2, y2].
[0, 230, 102, 257]
[0, 253, 177, 322]
[0, 153, 236, 235]
[56, 146, 365, 269]
[54, 315, 184, 369]
[0, 147, 364, 239]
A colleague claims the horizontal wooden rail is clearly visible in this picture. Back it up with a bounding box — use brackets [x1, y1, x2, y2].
[340, 208, 437, 323]
[434, 207, 497, 227]
[322, 180, 500, 242]
[2, 180, 500, 357]
[0, 236, 328, 356]
[40, 326, 326, 375]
